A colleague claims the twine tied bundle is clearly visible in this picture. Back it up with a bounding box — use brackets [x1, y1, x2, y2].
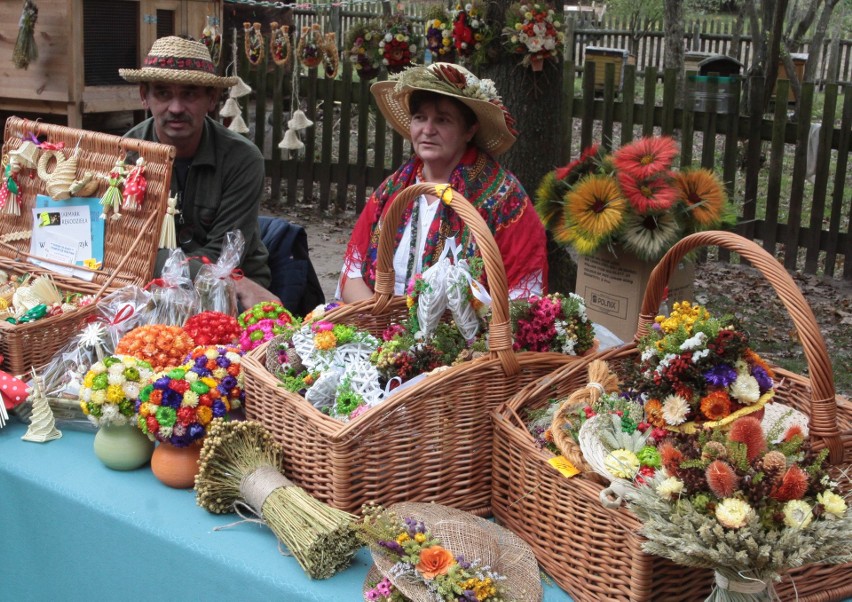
[196, 419, 359, 579]
[550, 359, 619, 477]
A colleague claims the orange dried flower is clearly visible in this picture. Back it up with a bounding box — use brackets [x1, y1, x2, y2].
[116, 324, 196, 372]
[772, 465, 810, 502]
[700, 390, 732, 421]
[644, 398, 666, 428]
[783, 425, 804, 442]
[728, 416, 766, 463]
[745, 349, 775, 379]
[706, 460, 739, 498]
[659, 441, 684, 476]
[415, 545, 455, 579]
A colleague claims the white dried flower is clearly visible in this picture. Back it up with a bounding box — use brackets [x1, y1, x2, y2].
[662, 394, 690, 425]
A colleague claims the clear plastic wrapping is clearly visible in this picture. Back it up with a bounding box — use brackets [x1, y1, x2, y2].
[147, 248, 201, 326]
[194, 230, 244, 316]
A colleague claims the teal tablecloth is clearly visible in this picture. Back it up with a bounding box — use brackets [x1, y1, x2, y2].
[0, 421, 574, 601]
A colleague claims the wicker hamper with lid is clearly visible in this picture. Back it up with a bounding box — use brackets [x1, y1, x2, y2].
[491, 231, 852, 601]
[0, 116, 173, 375]
[242, 183, 585, 515]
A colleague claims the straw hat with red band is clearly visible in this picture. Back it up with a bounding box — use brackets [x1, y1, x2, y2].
[119, 36, 237, 88]
[371, 63, 518, 156]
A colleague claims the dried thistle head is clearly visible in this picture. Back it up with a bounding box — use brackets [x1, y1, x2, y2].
[728, 416, 766, 463]
[706, 460, 739, 498]
[762, 450, 787, 473]
[771, 465, 810, 502]
[701, 441, 728, 462]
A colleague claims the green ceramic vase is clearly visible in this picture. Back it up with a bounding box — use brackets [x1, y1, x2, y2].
[93, 423, 155, 471]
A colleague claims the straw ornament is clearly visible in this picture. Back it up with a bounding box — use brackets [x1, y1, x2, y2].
[270, 23, 291, 67]
[200, 15, 222, 67]
[229, 76, 252, 98]
[69, 171, 100, 197]
[36, 149, 66, 182]
[288, 110, 313, 131]
[45, 150, 78, 201]
[244, 22, 264, 66]
[159, 196, 178, 249]
[550, 359, 620, 477]
[10, 140, 39, 168]
[0, 155, 24, 215]
[122, 156, 147, 211]
[99, 158, 126, 220]
[228, 113, 250, 134]
[219, 97, 242, 118]
[278, 128, 304, 151]
[321, 32, 339, 79]
[296, 24, 325, 69]
[22, 368, 62, 443]
[195, 419, 360, 579]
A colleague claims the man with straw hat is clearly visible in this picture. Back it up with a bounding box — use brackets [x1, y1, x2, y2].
[121, 35, 277, 308]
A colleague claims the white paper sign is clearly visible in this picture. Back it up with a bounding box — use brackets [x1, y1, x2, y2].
[29, 206, 96, 281]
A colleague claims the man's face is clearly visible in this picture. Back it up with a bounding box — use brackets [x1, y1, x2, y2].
[141, 83, 218, 155]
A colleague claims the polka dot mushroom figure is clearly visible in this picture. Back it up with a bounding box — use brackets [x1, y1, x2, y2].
[122, 157, 147, 211]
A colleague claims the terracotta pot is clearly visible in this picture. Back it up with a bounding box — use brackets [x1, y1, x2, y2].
[150, 441, 202, 488]
[93, 423, 154, 471]
[530, 55, 545, 72]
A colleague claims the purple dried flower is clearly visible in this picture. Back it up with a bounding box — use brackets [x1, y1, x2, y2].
[704, 363, 737, 387]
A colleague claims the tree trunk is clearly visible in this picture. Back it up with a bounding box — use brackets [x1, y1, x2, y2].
[730, 1, 746, 62]
[479, 0, 565, 197]
[802, 0, 841, 82]
[663, 0, 684, 103]
[762, 0, 789, 110]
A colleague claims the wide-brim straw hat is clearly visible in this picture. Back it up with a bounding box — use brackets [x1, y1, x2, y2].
[119, 36, 237, 88]
[371, 63, 518, 156]
[364, 502, 542, 601]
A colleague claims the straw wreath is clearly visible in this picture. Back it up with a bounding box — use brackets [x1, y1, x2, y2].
[195, 418, 360, 579]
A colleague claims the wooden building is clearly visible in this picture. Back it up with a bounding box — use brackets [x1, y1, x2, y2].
[0, 0, 221, 130]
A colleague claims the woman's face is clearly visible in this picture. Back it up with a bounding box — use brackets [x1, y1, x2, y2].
[409, 98, 478, 169]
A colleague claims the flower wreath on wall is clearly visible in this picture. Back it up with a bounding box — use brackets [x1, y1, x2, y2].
[452, 1, 490, 67]
[424, 5, 455, 63]
[502, 2, 564, 72]
[345, 20, 383, 81]
[379, 11, 421, 73]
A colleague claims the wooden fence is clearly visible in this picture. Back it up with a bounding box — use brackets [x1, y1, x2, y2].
[239, 52, 850, 280]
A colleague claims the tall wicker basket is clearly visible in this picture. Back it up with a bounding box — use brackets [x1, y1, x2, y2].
[0, 117, 173, 375]
[491, 231, 852, 601]
[242, 183, 584, 515]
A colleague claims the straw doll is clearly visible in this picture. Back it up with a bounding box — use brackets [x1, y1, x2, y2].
[122, 157, 147, 211]
[99, 159, 126, 220]
[0, 155, 23, 216]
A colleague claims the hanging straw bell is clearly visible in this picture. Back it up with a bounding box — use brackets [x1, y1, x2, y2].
[278, 129, 304, 151]
[220, 97, 242, 119]
[229, 76, 252, 99]
[10, 141, 39, 169]
[228, 114, 250, 134]
[288, 110, 313, 131]
[45, 151, 78, 201]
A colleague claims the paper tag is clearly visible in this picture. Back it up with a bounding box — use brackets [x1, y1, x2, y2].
[548, 455, 580, 478]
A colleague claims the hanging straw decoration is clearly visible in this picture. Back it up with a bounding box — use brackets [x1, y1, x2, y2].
[12, 0, 39, 70]
[201, 15, 222, 67]
[270, 23, 291, 68]
[69, 171, 100, 197]
[0, 152, 23, 215]
[196, 419, 360, 579]
[45, 144, 80, 201]
[321, 32, 339, 79]
[99, 157, 126, 220]
[228, 113, 250, 134]
[296, 24, 324, 69]
[278, 128, 304, 151]
[219, 97, 241, 118]
[278, 37, 314, 153]
[159, 195, 178, 249]
[244, 21, 264, 67]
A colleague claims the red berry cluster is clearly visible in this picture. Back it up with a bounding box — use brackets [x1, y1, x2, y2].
[183, 311, 241, 346]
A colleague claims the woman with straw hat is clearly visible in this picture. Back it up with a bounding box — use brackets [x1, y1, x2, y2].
[121, 36, 278, 309]
[337, 63, 547, 302]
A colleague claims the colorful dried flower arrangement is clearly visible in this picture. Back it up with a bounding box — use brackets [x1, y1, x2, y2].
[345, 20, 383, 81]
[424, 6, 455, 62]
[115, 324, 195, 372]
[452, 1, 490, 65]
[535, 137, 736, 261]
[184, 345, 245, 412]
[358, 504, 507, 601]
[379, 11, 420, 73]
[79, 355, 156, 427]
[183, 310, 240, 346]
[136, 361, 238, 447]
[502, 2, 564, 71]
[237, 301, 298, 352]
[508, 292, 595, 355]
[297, 23, 325, 69]
[632, 301, 775, 433]
[371, 320, 469, 386]
[627, 417, 852, 600]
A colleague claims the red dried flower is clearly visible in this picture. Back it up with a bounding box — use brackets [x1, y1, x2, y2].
[617, 171, 679, 214]
[783, 425, 805, 442]
[727, 416, 766, 463]
[771, 465, 810, 502]
[611, 136, 678, 180]
[659, 441, 684, 476]
[183, 311, 241, 346]
[706, 460, 739, 498]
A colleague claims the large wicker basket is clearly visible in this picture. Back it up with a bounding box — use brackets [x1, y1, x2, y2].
[0, 117, 173, 375]
[242, 183, 583, 515]
[491, 230, 852, 601]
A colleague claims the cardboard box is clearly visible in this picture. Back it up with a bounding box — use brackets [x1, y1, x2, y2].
[575, 249, 695, 343]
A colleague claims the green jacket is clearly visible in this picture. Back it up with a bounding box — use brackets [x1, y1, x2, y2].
[124, 116, 271, 287]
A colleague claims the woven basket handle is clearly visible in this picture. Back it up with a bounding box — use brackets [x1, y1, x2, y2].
[373, 182, 519, 376]
[638, 230, 842, 463]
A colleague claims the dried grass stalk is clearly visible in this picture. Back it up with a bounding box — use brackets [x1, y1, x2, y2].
[196, 418, 360, 579]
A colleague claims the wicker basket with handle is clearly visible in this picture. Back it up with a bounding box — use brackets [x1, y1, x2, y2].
[0, 116, 173, 375]
[491, 230, 852, 601]
[242, 182, 586, 515]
